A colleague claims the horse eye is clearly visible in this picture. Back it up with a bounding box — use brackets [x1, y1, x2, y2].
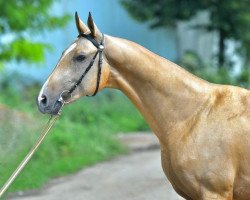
[75, 54, 86, 62]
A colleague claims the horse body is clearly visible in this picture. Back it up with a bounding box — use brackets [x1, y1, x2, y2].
[105, 35, 250, 199]
[37, 13, 250, 199]
[161, 86, 250, 200]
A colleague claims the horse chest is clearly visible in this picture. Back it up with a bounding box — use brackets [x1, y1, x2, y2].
[160, 143, 200, 199]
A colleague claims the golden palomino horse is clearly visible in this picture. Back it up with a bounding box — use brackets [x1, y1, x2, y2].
[37, 12, 250, 200]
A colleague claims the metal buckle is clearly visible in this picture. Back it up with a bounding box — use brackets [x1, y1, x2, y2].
[58, 90, 72, 104]
[98, 45, 104, 51]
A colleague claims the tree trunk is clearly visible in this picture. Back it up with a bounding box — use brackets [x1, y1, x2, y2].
[218, 28, 226, 68]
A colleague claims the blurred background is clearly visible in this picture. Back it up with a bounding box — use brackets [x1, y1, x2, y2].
[0, 0, 250, 198]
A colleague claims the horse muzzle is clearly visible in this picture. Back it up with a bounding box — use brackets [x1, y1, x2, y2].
[37, 94, 63, 115]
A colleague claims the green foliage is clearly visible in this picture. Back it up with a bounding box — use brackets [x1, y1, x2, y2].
[0, 78, 148, 194]
[178, 50, 203, 73]
[0, 112, 126, 194]
[196, 68, 236, 85]
[236, 68, 250, 87]
[121, 0, 204, 28]
[60, 92, 149, 133]
[0, 0, 69, 68]
[0, 39, 51, 63]
[0, 116, 126, 193]
[121, 0, 250, 68]
[178, 50, 250, 87]
[0, 77, 149, 133]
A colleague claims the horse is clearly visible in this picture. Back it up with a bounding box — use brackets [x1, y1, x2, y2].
[37, 12, 250, 200]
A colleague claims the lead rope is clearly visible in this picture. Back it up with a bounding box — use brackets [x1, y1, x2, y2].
[0, 106, 63, 198]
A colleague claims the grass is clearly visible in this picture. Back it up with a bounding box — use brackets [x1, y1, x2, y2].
[0, 83, 149, 197]
[1, 119, 125, 192]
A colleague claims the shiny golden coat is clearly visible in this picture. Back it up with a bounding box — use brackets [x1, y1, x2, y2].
[37, 13, 250, 200]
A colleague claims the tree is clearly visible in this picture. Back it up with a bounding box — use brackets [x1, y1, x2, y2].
[121, 0, 250, 69]
[0, 0, 69, 68]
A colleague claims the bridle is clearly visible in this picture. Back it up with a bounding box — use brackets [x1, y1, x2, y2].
[58, 32, 105, 104]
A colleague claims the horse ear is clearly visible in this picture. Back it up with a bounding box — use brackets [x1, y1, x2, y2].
[75, 12, 89, 34]
[87, 12, 100, 38]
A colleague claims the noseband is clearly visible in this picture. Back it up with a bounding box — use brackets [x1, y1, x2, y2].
[61, 33, 104, 101]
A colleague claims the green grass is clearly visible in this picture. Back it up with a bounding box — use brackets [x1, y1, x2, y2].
[0, 85, 148, 197]
[1, 120, 125, 192]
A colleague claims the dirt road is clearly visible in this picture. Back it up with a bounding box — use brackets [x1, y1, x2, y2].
[9, 133, 184, 200]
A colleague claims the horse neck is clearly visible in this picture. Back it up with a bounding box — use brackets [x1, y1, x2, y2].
[104, 35, 211, 139]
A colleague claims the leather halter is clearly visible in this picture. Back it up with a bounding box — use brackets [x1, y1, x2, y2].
[68, 33, 105, 97]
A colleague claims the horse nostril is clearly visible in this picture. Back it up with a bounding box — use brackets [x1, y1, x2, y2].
[40, 95, 48, 106]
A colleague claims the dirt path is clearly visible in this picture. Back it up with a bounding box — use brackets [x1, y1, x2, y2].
[8, 133, 184, 200]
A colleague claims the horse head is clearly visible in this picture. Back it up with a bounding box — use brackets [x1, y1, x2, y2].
[37, 12, 110, 115]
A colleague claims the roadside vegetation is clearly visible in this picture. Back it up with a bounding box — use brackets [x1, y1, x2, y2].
[0, 79, 148, 194]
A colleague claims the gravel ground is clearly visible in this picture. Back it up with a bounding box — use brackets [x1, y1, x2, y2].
[8, 133, 184, 200]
